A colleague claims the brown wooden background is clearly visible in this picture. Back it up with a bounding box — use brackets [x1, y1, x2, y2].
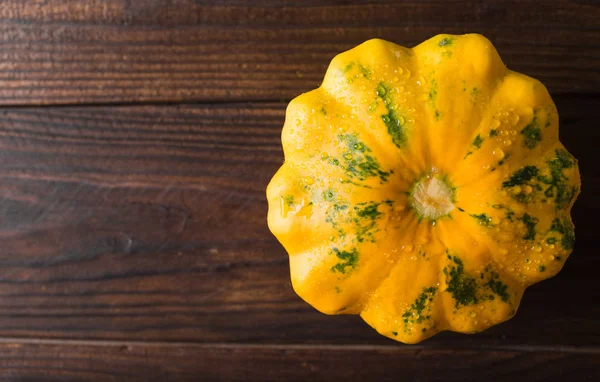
[0, 1, 598, 380]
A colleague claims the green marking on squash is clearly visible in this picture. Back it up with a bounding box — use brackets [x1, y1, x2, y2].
[464, 135, 484, 158]
[402, 287, 437, 329]
[444, 253, 513, 308]
[492, 204, 515, 222]
[503, 166, 538, 188]
[353, 200, 394, 243]
[485, 271, 510, 303]
[343, 61, 371, 80]
[497, 152, 510, 167]
[470, 87, 479, 103]
[376, 82, 407, 148]
[356, 203, 382, 220]
[549, 217, 575, 250]
[539, 149, 579, 209]
[283, 195, 296, 207]
[429, 79, 438, 103]
[325, 134, 392, 184]
[504, 150, 578, 207]
[444, 253, 478, 308]
[323, 189, 336, 201]
[428, 79, 444, 119]
[358, 63, 372, 79]
[324, 197, 393, 244]
[470, 213, 494, 227]
[331, 247, 359, 274]
[521, 115, 542, 149]
[519, 213, 538, 241]
[439, 37, 454, 47]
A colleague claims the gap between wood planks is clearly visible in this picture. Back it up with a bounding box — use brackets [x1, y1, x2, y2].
[0, 337, 597, 354]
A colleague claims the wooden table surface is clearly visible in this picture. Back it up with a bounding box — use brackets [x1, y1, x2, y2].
[0, 1, 598, 380]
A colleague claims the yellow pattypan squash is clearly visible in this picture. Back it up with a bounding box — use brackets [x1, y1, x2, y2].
[266, 34, 580, 344]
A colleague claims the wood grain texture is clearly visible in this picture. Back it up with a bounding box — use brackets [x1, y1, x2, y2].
[0, 0, 598, 105]
[0, 340, 598, 382]
[0, 97, 596, 348]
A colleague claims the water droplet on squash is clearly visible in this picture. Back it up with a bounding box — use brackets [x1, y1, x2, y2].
[304, 177, 315, 185]
[493, 149, 505, 160]
[295, 119, 302, 126]
[503, 139, 513, 146]
[510, 113, 520, 125]
[491, 119, 501, 129]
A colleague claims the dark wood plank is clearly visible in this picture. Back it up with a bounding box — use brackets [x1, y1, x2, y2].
[0, 340, 598, 381]
[0, 96, 596, 347]
[0, 0, 598, 105]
